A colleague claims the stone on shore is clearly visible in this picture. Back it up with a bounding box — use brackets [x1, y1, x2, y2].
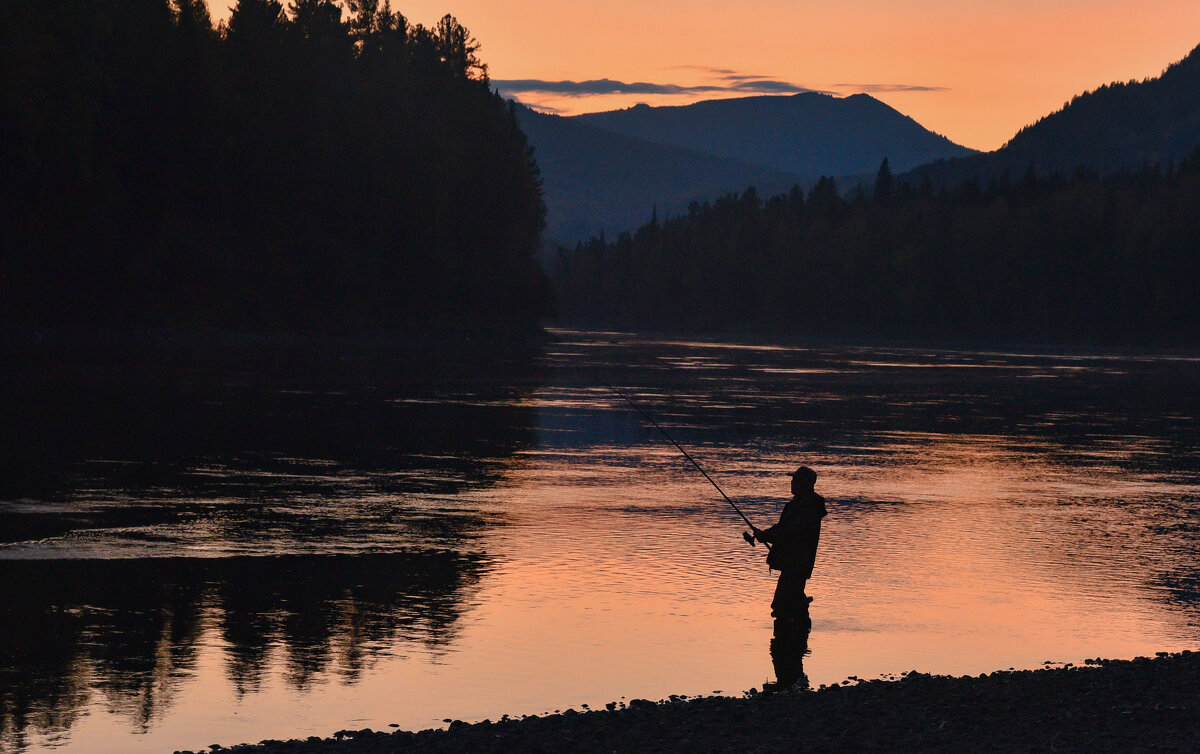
[181, 651, 1200, 753]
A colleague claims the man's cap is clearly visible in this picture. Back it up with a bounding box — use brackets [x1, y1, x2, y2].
[790, 466, 817, 484]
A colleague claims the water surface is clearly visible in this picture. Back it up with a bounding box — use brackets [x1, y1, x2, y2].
[2, 331, 1198, 752]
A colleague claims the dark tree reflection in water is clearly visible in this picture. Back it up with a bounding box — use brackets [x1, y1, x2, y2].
[0, 553, 486, 747]
[0, 333, 543, 750]
[2, 331, 1199, 752]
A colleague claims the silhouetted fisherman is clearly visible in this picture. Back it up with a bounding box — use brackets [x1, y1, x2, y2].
[753, 466, 827, 621]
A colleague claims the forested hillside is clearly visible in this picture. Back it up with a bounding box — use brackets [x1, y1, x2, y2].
[0, 0, 549, 330]
[514, 105, 802, 242]
[908, 44, 1200, 189]
[553, 156, 1200, 344]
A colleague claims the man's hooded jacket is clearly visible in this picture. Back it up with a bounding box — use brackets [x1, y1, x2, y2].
[760, 491, 827, 576]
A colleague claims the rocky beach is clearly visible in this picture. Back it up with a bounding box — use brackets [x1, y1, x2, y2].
[183, 651, 1199, 753]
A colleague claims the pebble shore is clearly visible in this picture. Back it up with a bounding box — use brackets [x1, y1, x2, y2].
[181, 651, 1199, 753]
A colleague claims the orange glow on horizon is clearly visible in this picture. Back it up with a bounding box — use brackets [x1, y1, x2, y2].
[209, 0, 1200, 151]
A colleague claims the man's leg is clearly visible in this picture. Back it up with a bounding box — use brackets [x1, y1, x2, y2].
[771, 571, 809, 619]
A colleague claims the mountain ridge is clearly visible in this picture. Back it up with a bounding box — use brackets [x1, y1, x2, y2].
[572, 91, 977, 176]
[518, 92, 976, 241]
[515, 105, 804, 243]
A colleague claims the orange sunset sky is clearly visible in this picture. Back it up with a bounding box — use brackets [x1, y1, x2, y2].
[217, 1, 1200, 151]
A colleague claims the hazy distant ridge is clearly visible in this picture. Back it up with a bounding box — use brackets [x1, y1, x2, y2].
[515, 106, 803, 242]
[573, 92, 976, 176]
[521, 92, 975, 241]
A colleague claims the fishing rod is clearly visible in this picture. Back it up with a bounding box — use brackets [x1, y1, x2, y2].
[608, 385, 763, 548]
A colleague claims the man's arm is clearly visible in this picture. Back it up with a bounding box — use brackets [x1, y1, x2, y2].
[755, 522, 787, 544]
[756, 500, 797, 544]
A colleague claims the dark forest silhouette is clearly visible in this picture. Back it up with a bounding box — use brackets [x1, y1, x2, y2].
[4, 4, 1197, 343]
[0, 553, 486, 748]
[0, 0, 549, 330]
[514, 104, 803, 243]
[553, 153, 1200, 344]
[551, 45, 1200, 344]
[518, 93, 974, 241]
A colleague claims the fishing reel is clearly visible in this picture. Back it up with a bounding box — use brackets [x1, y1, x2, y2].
[743, 530, 757, 547]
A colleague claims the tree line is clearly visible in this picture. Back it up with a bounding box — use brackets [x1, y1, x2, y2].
[553, 155, 1200, 344]
[1, 0, 549, 330]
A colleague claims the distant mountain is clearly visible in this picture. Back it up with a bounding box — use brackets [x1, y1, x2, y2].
[519, 93, 975, 242]
[907, 44, 1200, 187]
[572, 92, 977, 176]
[515, 105, 803, 242]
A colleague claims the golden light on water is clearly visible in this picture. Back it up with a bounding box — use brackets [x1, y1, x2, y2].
[7, 333, 1199, 752]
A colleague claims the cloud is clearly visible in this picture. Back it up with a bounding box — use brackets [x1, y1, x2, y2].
[496, 66, 954, 101]
[526, 103, 569, 115]
[729, 78, 829, 94]
[494, 64, 946, 101]
[834, 83, 950, 93]
[663, 65, 740, 76]
[493, 74, 828, 99]
[500, 92, 562, 113]
[494, 78, 699, 96]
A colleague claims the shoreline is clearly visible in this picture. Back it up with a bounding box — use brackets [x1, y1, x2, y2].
[182, 651, 1199, 753]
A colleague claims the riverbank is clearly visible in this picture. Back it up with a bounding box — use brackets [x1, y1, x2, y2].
[183, 651, 1199, 753]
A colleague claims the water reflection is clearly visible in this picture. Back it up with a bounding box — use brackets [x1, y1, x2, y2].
[2, 331, 1200, 752]
[531, 331, 1200, 621]
[0, 335, 545, 510]
[767, 614, 811, 693]
[0, 334, 544, 750]
[0, 336, 546, 557]
[0, 552, 486, 749]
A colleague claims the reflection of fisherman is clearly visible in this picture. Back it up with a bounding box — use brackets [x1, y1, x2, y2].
[753, 466, 827, 620]
[766, 613, 811, 692]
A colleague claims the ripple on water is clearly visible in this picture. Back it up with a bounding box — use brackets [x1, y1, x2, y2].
[3, 332, 1200, 753]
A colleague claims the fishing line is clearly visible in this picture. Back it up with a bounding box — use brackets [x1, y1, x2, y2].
[608, 385, 763, 547]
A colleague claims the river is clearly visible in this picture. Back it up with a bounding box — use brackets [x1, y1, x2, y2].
[2, 329, 1198, 752]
